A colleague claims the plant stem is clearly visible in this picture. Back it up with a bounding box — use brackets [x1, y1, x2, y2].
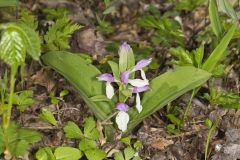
[3, 65, 17, 130]
[182, 89, 196, 123]
[205, 123, 217, 160]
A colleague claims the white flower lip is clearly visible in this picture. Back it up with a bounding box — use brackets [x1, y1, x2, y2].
[116, 111, 129, 132]
[128, 79, 149, 87]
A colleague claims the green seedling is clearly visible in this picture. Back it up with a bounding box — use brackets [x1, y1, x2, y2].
[114, 137, 142, 160]
[64, 117, 106, 160]
[204, 87, 240, 109]
[204, 118, 219, 160]
[0, 9, 42, 157]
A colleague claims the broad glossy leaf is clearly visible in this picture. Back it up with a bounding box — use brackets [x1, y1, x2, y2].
[202, 23, 237, 72]
[54, 147, 82, 160]
[42, 51, 115, 120]
[209, 0, 224, 37]
[126, 66, 211, 133]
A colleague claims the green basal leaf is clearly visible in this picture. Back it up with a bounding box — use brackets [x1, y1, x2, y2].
[64, 121, 83, 139]
[54, 147, 82, 160]
[124, 147, 135, 160]
[202, 23, 237, 72]
[209, 0, 224, 38]
[84, 117, 99, 140]
[126, 66, 211, 133]
[36, 147, 56, 160]
[42, 51, 115, 120]
[39, 108, 57, 126]
[90, 95, 110, 102]
[42, 51, 115, 140]
[84, 149, 107, 160]
[218, 0, 238, 21]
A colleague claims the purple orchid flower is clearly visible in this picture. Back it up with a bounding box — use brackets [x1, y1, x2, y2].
[97, 73, 116, 99]
[133, 58, 152, 71]
[118, 42, 130, 55]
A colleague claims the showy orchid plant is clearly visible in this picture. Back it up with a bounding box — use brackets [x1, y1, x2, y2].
[97, 42, 152, 131]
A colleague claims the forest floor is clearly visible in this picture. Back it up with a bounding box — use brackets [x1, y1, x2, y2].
[0, 0, 240, 160]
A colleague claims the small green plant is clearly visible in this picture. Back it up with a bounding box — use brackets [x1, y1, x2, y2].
[204, 118, 218, 160]
[42, 42, 210, 136]
[96, 0, 115, 33]
[137, 15, 184, 47]
[0, 9, 42, 157]
[44, 17, 81, 51]
[36, 117, 106, 160]
[114, 137, 142, 160]
[204, 87, 240, 109]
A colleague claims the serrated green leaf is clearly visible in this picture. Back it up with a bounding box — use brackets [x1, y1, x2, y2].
[64, 121, 83, 139]
[193, 45, 204, 68]
[16, 23, 41, 60]
[124, 147, 135, 160]
[44, 18, 81, 51]
[39, 108, 57, 126]
[13, 90, 34, 112]
[84, 117, 99, 140]
[79, 138, 97, 151]
[209, 0, 224, 38]
[202, 23, 237, 72]
[85, 149, 107, 160]
[0, 28, 26, 65]
[114, 152, 125, 160]
[54, 147, 82, 160]
[6, 122, 42, 156]
[36, 147, 55, 160]
[20, 9, 38, 30]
